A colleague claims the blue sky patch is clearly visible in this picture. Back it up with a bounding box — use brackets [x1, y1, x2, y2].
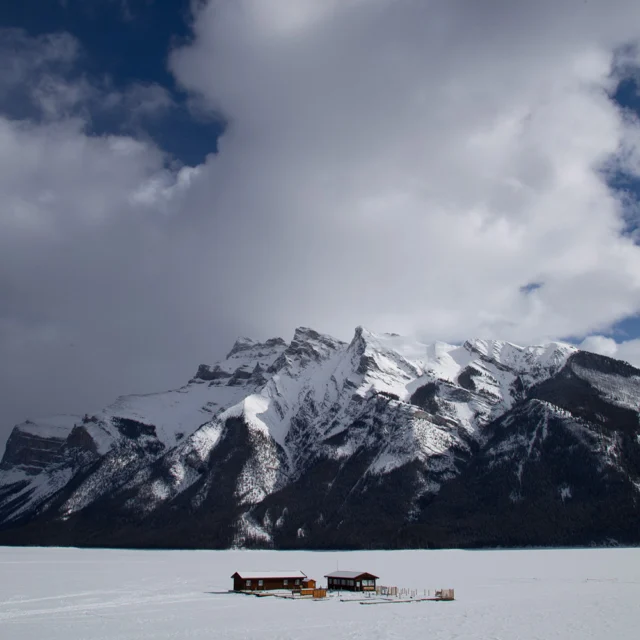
[0, 0, 225, 165]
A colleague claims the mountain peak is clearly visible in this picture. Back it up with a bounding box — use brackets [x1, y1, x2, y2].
[348, 325, 377, 353]
[290, 326, 344, 350]
[226, 336, 287, 359]
[270, 327, 346, 372]
[194, 337, 287, 383]
[226, 337, 258, 358]
[292, 326, 321, 339]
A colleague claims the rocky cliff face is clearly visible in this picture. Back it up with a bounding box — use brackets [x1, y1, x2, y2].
[0, 327, 638, 549]
[1, 417, 80, 474]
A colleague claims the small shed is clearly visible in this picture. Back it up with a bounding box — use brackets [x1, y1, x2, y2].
[231, 570, 307, 591]
[324, 571, 379, 592]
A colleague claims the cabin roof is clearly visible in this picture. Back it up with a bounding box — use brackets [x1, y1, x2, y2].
[231, 570, 307, 580]
[324, 571, 379, 579]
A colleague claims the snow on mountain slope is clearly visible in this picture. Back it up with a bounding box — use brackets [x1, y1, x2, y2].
[0, 415, 80, 475]
[0, 415, 82, 522]
[108, 329, 571, 498]
[55, 339, 292, 517]
[100, 383, 247, 448]
[0, 337, 289, 523]
[242, 329, 347, 450]
[571, 363, 640, 412]
[5, 325, 631, 551]
[117, 421, 226, 515]
[462, 338, 576, 389]
[116, 329, 348, 515]
[144, 327, 578, 523]
[194, 337, 286, 383]
[0, 466, 75, 524]
[11, 415, 81, 441]
[95, 336, 289, 450]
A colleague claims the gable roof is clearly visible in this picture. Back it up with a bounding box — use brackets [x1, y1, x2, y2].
[324, 571, 379, 579]
[231, 570, 307, 580]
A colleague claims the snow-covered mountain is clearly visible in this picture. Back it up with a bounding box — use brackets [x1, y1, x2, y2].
[1, 326, 639, 549]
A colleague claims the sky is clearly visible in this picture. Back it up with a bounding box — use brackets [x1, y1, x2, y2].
[3, 0, 640, 446]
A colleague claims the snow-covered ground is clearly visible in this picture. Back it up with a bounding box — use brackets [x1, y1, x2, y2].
[0, 546, 638, 639]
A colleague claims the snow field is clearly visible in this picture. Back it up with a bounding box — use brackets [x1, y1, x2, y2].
[0, 547, 638, 639]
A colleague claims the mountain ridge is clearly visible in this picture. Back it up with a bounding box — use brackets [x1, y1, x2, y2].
[1, 326, 638, 549]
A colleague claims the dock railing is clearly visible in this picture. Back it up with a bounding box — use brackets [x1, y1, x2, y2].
[374, 586, 455, 600]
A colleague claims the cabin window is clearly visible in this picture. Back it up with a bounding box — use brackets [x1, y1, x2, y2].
[284, 580, 288, 586]
[246, 580, 251, 587]
[295, 579, 300, 585]
[356, 582, 361, 588]
[258, 580, 263, 587]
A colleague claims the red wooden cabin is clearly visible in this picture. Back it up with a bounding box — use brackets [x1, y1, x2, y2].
[231, 570, 307, 591]
[324, 571, 379, 592]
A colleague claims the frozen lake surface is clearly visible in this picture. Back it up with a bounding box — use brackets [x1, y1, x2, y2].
[0, 546, 638, 639]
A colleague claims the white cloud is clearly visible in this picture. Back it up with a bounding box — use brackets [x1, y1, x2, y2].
[579, 335, 619, 358]
[168, 0, 640, 343]
[580, 334, 640, 367]
[617, 339, 640, 367]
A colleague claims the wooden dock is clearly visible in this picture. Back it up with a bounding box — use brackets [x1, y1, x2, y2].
[347, 587, 455, 605]
[229, 587, 453, 603]
[360, 597, 454, 605]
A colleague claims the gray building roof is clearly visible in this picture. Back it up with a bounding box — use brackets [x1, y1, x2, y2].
[232, 570, 307, 579]
[324, 570, 379, 579]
